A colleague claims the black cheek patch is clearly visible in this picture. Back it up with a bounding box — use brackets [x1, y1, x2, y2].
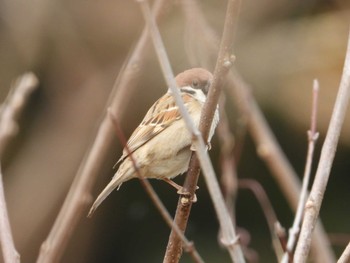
[181, 87, 196, 95]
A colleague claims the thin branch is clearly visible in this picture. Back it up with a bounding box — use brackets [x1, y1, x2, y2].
[338, 242, 350, 263]
[217, 100, 265, 263]
[108, 111, 204, 263]
[163, 156, 200, 263]
[282, 80, 320, 263]
[227, 68, 335, 263]
[0, 72, 39, 263]
[196, 0, 242, 256]
[138, 0, 200, 135]
[138, 0, 245, 262]
[0, 73, 39, 155]
[36, 0, 172, 262]
[294, 29, 350, 262]
[181, 0, 335, 261]
[0, 165, 19, 263]
[137, 2, 211, 262]
[238, 179, 284, 262]
[217, 95, 237, 226]
[190, 0, 246, 256]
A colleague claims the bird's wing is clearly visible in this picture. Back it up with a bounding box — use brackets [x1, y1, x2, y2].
[117, 92, 194, 163]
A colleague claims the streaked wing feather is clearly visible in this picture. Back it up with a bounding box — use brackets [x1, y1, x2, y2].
[117, 93, 188, 162]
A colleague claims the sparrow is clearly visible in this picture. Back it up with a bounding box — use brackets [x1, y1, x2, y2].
[88, 68, 219, 217]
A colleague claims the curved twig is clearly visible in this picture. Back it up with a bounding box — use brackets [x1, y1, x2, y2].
[36, 0, 172, 262]
[109, 111, 204, 263]
[238, 179, 284, 261]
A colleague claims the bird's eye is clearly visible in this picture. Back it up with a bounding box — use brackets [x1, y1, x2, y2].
[192, 79, 199, 88]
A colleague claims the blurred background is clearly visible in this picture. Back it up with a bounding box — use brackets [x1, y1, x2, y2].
[0, 0, 350, 262]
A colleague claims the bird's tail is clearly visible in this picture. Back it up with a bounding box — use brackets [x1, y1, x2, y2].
[87, 169, 130, 217]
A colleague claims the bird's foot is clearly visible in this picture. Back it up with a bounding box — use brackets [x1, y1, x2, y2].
[162, 178, 198, 203]
[190, 142, 211, 151]
[177, 187, 198, 203]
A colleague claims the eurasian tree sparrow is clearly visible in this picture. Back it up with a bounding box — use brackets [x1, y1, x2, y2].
[88, 68, 219, 216]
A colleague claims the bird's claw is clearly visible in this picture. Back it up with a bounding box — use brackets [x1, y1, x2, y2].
[177, 187, 198, 203]
[190, 142, 211, 151]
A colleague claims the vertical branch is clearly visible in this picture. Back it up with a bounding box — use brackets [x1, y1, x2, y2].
[281, 80, 320, 263]
[108, 112, 204, 263]
[192, 0, 244, 258]
[0, 72, 39, 263]
[163, 156, 200, 263]
[138, 0, 245, 262]
[36, 0, 172, 262]
[226, 69, 335, 263]
[182, 0, 335, 261]
[0, 166, 19, 263]
[217, 95, 238, 226]
[294, 29, 350, 262]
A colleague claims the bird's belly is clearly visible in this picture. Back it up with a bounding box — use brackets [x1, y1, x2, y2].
[133, 119, 196, 179]
[146, 146, 192, 179]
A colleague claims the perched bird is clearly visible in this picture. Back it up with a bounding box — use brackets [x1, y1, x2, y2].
[88, 68, 219, 216]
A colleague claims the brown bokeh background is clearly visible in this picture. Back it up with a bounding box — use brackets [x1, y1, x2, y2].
[1, 0, 350, 262]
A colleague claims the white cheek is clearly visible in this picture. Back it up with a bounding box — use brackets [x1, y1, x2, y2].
[195, 89, 207, 103]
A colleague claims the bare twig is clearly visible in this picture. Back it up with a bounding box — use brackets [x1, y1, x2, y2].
[0, 73, 39, 156]
[138, 0, 245, 262]
[282, 80, 320, 263]
[36, 0, 172, 262]
[108, 111, 204, 263]
[138, 0, 202, 136]
[194, 0, 243, 257]
[217, 95, 237, 225]
[338, 242, 350, 263]
[0, 166, 20, 263]
[137, 2, 213, 262]
[227, 69, 335, 263]
[0, 72, 39, 263]
[181, 0, 335, 261]
[238, 179, 283, 261]
[163, 156, 201, 263]
[294, 29, 350, 262]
